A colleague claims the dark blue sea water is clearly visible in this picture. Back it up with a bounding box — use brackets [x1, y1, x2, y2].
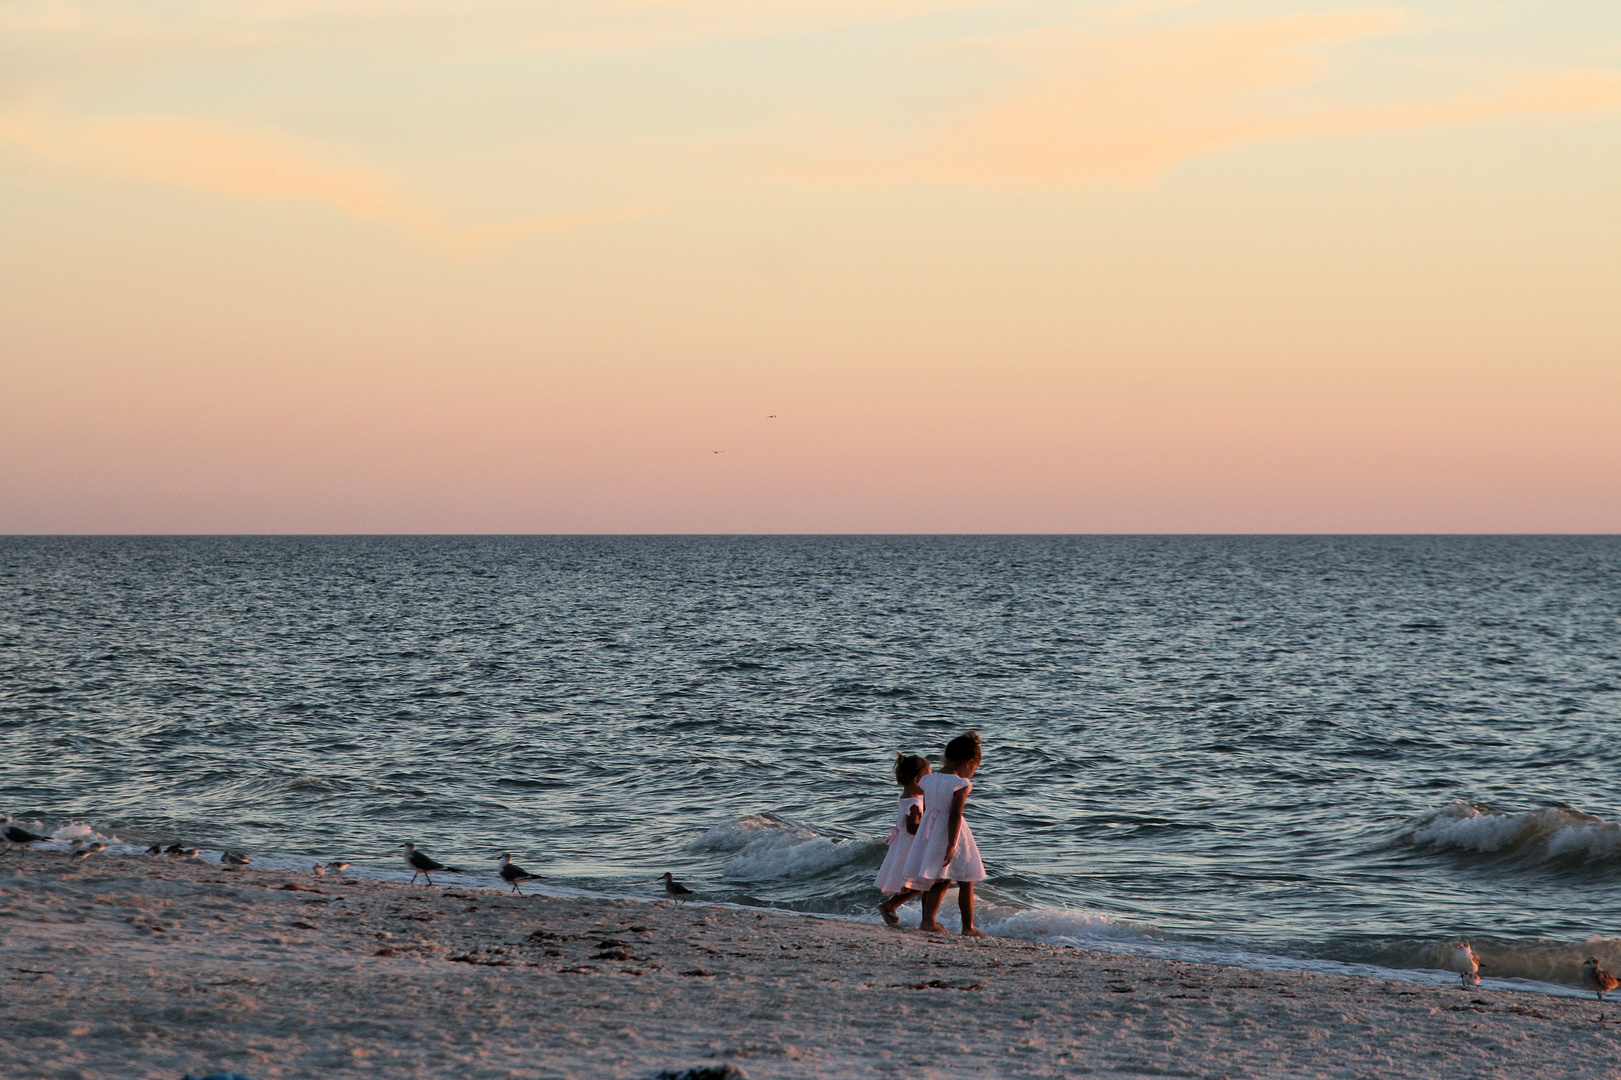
[4, 536, 1620, 994]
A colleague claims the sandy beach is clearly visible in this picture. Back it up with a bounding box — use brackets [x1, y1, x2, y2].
[4, 852, 1620, 1079]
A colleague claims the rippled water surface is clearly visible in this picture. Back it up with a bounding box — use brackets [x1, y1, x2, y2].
[4, 536, 1620, 991]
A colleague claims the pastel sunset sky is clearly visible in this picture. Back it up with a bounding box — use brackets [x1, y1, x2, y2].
[3, 0, 1618, 533]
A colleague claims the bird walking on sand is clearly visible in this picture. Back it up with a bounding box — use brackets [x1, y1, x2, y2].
[1583, 957, 1620, 1001]
[328, 861, 350, 874]
[163, 843, 185, 857]
[312, 862, 327, 876]
[221, 850, 251, 866]
[144, 844, 163, 855]
[1451, 941, 1481, 987]
[1, 816, 52, 859]
[401, 843, 460, 886]
[661, 872, 694, 904]
[498, 853, 540, 895]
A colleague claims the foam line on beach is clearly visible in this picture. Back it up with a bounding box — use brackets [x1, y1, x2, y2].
[17, 817, 1609, 1000]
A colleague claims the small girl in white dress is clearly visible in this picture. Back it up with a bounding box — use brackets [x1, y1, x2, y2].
[875, 753, 930, 925]
[900, 731, 987, 936]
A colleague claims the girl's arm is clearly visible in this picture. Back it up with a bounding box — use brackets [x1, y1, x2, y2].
[906, 804, 922, 835]
[942, 787, 969, 870]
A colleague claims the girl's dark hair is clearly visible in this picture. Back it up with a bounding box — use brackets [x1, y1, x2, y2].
[943, 731, 982, 767]
[894, 753, 928, 786]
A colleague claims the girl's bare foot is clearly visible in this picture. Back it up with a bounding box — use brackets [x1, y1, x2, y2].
[878, 903, 899, 926]
[918, 921, 948, 933]
[961, 927, 988, 938]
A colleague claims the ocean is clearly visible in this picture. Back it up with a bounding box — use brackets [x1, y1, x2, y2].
[4, 535, 1620, 996]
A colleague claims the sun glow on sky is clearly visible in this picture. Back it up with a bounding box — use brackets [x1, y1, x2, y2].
[3, 0, 1618, 532]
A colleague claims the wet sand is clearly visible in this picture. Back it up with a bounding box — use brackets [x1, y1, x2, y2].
[3, 852, 1618, 1079]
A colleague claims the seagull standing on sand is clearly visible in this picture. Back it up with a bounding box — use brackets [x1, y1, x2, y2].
[401, 843, 460, 886]
[1, 816, 52, 859]
[661, 872, 694, 904]
[498, 853, 540, 894]
[1583, 957, 1620, 1001]
[1450, 941, 1481, 987]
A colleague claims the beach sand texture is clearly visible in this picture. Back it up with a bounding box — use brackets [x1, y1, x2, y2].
[4, 853, 1618, 1079]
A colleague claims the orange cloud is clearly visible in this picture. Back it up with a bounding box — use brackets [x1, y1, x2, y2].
[813, 11, 1621, 185]
[0, 111, 661, 251]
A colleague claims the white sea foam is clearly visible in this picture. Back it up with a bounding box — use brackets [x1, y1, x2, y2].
[1407, 801, 1621, 864]
[987, 906, 1166, 944]
[30, 821, 123, 848]
[693, 815, 872, 881]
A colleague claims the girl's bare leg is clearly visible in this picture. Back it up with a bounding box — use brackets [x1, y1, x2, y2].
[879, 888, 921, 925]
[958, 881, 987, 937]
[919, 882, 950, 932]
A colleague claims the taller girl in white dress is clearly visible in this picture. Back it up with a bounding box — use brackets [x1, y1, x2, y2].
[901, 730, 987, 936]
[876, 753, 930, 924]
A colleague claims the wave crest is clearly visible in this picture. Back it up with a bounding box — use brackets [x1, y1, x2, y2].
[693, 815, 874, 881]
[1403, 801, 1621, 866]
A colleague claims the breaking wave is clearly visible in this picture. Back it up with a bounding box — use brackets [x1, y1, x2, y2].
[692, 815, 877, 882]
[1401, 801, 1621, 867]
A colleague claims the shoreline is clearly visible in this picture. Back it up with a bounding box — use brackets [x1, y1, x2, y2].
[5, 853, 1621, 1078]
[11, 833, 1596, 1003]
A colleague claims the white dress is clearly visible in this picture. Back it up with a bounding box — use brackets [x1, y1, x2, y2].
[874, 794, 924, 894]
[901, 772, 985, 888]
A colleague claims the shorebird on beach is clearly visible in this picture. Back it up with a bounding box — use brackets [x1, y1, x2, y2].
[1450, 941, 1481, 987]
[497, 853, 540, 894]
[312, 862, 327, 876]
[163, 843, 185, 856]
[71, 842, 107, 863]
[328, 861, 350, 874]
[401, 843, 460, 886]
[1, 817, 52, 859]
[1583, 957, 1619, 1001]
[661, 872, 694, 904]
[221, 850, 252, 866]
[145, 844, 163, 855]
[180, 848, 202, 860]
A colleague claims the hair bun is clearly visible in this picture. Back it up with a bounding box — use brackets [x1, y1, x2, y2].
[943, 730, 981, 765]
